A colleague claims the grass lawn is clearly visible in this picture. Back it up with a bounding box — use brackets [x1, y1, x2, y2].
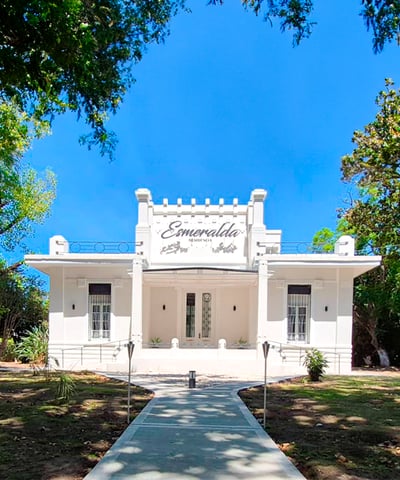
[0, 369, 153, 480]
[239, 375, 400, 480]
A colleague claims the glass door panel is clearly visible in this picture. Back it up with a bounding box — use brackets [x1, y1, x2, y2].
[186, 293, 196, 338]
[184, 291, 213, 343]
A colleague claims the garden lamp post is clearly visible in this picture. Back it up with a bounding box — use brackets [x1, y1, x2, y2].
[262, 341, 270, 429]
[127, 340, 135, 424]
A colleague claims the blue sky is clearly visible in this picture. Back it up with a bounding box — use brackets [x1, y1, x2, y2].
[24, 0, 398, 259]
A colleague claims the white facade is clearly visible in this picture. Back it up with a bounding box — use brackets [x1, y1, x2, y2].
[26, 189, 380, 376]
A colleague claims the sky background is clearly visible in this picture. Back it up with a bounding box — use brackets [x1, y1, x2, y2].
[22, 0, 398, 264]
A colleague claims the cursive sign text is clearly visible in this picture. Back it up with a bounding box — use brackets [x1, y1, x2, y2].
[161, 221, 243, 240]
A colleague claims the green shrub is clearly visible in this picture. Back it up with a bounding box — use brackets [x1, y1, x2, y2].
[303, 348, 329, 381]
[0, 338, 17, 361]
[15, 324, 48, 365]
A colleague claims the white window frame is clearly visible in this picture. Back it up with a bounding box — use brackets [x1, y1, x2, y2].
[88, 283, 112, 341]
[287, 285, 311, 343]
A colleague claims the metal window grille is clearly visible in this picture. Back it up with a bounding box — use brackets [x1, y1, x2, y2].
[287, 291, 310, 342]
[89, 286, 111, 340]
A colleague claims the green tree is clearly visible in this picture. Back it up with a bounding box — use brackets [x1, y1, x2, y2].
[313, 79, 400, 366]
[341, 80, 400, 367]
[352, 260, 400, 366]
[0, 265, 48, 360]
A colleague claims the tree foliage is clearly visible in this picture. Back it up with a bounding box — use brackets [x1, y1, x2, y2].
[313, 79, 400, 366]
[0, 0, 185, 159]
[0, 100, 56, 255]
[0, 1, 398, 159]
[342, 79, 400, 255]
[0, 99, 49, 168]
[0, 166, 56, 252]
[341, 81, 400, 366]
[352, 261, 400, 366]
[212, 1, 400, 51]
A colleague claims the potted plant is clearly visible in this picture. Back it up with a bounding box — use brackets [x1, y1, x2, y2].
[303, 348, 328, 381]
[150, 337, 162, 348]
[237, 337, 249, 348]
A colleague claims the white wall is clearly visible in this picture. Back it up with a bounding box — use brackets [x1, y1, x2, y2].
[49, 268, 132, 346]
[267, 269, 352, 347]
[147, 287, 178, 343]
[216, 287, 251, 345]
[310, 282, 338, 346]
[266, 283, 285, 342]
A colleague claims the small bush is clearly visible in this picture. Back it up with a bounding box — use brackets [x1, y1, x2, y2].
[15, 324, 48, 365]
[303, 348, 328, 381]
[56, 373, 76, 402]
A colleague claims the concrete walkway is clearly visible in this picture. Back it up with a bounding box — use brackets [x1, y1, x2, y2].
[85, 374, 305, 480]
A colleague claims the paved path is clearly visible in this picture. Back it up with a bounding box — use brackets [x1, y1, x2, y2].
[85, 374, 305, 480]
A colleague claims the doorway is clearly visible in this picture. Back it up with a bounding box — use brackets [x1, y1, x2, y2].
[184, 291, 214, 345]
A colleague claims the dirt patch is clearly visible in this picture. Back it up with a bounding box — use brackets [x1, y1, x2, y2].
[239, 375, 400, 480]
[0, 360, 32, 370]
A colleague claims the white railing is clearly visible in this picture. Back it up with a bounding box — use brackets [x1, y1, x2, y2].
[56, 339, 129, 368]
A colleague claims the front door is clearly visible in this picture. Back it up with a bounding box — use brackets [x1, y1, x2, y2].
[184, 291, 213, 345]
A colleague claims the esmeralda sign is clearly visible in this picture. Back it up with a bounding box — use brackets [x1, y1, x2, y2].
[160, 221, 243, 240]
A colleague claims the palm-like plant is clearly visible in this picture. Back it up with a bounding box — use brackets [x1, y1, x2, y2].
[15, 323, 48, 365]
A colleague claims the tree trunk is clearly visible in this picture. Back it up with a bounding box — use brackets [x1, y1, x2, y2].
[354, 308, 390, 367]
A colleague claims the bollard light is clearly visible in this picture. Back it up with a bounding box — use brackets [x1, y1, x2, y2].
[189, 370, 196, 388]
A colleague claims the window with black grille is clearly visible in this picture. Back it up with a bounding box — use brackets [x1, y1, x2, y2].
[88, 283, 111, 340]
[287, 285, 311, 342]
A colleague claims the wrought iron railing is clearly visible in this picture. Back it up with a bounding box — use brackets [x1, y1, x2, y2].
[61, 240, 375, 256]
[69, 241, 136, 253]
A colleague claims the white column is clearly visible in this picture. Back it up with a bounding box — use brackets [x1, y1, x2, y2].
[251, 189, 267, 225]
[135, 188, 152, 260]
[257, 260, 268, 356]
[130, 257, 143, 351]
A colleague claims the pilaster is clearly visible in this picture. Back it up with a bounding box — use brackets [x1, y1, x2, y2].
[130, 257, 144, 350]
[257, 260, 269, 355]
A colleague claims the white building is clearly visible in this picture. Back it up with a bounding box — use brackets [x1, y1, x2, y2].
[26, 189, 380, 377]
